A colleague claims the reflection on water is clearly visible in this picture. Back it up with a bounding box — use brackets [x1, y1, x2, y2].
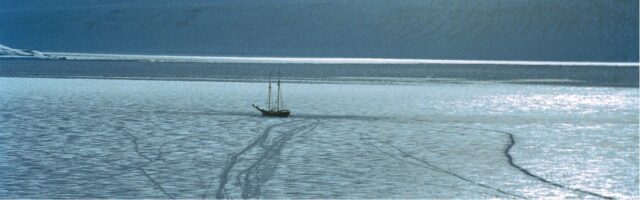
[0, 77, 637, 198]
[478, 93, 631, 113]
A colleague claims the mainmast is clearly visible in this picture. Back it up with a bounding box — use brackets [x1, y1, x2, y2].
[268, 72, 272, 111]
[277, 79, 281, 110]
[276, 68, 282, 111]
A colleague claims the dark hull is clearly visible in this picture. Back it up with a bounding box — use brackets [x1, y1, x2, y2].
[253, 105, 290, 117]
[259, 110, 290, 117]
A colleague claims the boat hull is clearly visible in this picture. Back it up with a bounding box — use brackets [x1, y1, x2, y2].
[252, 105, 290, 117]
[259, 110, 290, 117]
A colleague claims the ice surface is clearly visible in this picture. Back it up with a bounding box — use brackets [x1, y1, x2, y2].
[0, 77, 637, 198]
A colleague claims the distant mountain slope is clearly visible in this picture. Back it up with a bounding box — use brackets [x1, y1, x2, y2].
[0, 43, 51, 58]
[0, 0, 637, 61]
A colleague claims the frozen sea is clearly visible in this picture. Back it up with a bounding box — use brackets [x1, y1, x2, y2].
[0, 75, 637, 199]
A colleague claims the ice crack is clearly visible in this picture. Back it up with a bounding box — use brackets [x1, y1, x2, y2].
[459, 126, 614, 199]
[500, 129, 613, 200]
[359, 132, 524, 198]
[213, 120, 318, 199]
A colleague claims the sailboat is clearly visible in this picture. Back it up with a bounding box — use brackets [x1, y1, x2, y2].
[252, 72, 290, 117]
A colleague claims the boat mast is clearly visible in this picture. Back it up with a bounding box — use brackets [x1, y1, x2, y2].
[279, 79, 283, 110]
[268, 72, 272, 111]
[276, 69, 281, 111]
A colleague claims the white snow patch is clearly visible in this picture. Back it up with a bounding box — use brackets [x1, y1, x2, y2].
[1, 43, 638, 67]
[0, 44, 53, 58]
[45, 52, 639, 67]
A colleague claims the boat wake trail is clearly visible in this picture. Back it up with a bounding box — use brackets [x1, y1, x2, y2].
[358, 132, 523, 199]
[465, 127, 614, 200]
[212, 119, 319, 199]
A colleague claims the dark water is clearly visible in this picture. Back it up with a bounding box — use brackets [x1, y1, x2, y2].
[0, 0, 637, 61]
[0, 60, 637, 87]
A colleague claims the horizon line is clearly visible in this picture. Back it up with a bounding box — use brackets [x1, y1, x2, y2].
[46, 52, 640, 67]
[2, 51, 639, 67]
